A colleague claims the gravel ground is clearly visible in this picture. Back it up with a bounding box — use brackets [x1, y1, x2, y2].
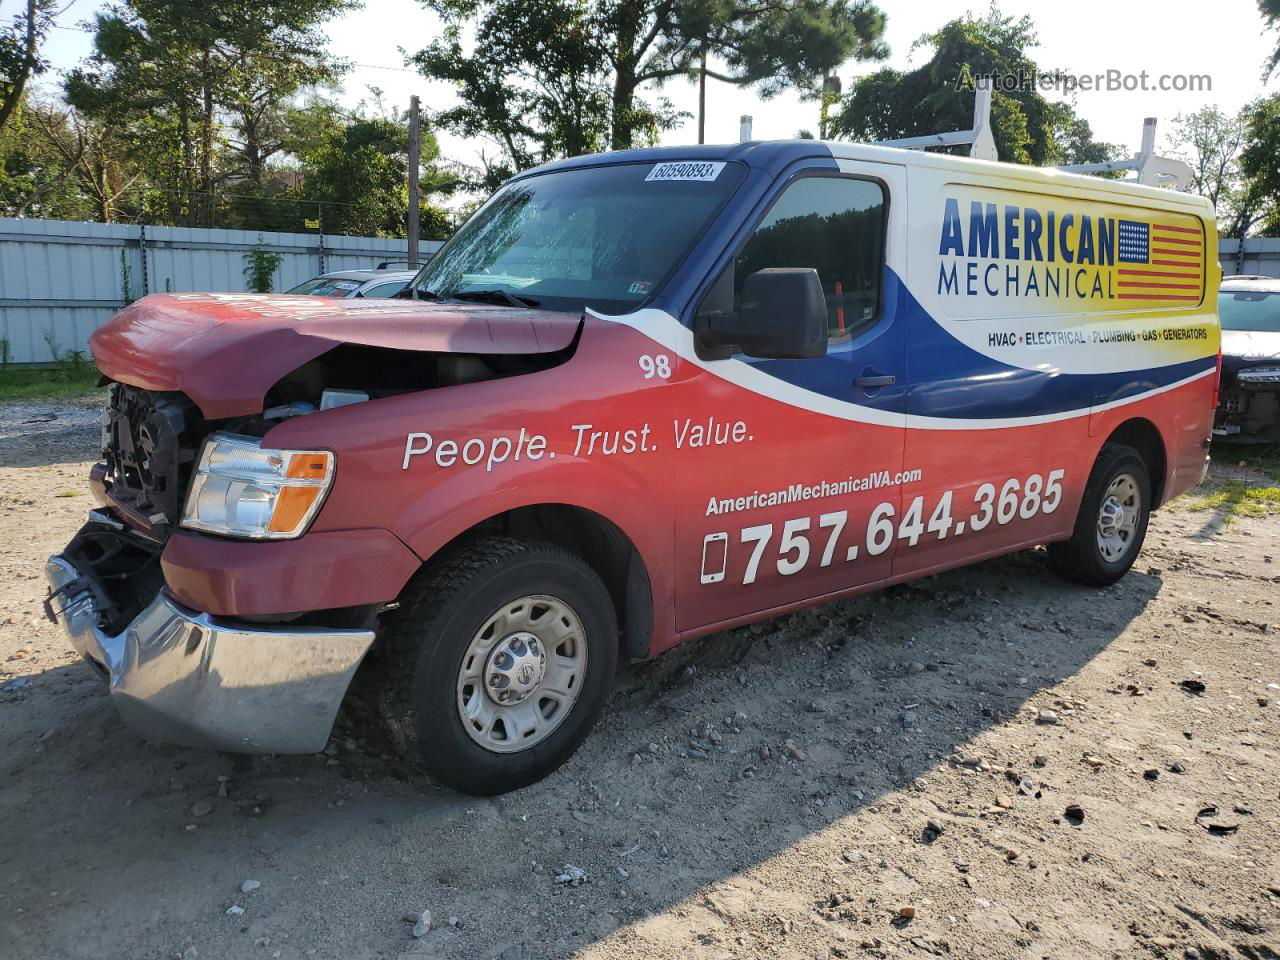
[1, 397, 1277, 960]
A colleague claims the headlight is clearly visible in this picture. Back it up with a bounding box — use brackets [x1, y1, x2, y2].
[1237, 366, 1280, 384]
[181, 432, 335, 539]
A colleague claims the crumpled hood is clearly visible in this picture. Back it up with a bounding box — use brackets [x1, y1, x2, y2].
[1221, 329, 1280, 385]
[90, 293, 583, 418]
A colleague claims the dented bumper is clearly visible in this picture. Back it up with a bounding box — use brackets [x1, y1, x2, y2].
[44, 553, 375, 754]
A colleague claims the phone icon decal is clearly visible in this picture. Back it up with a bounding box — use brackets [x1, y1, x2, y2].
[700, 532, 728, 584]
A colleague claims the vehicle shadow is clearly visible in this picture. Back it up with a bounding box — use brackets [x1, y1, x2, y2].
[0, 547, 1161, 960]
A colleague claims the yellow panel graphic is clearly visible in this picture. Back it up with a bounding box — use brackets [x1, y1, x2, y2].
[933, 186, 1206, 313]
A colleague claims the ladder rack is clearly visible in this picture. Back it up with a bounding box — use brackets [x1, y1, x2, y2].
[873, 79, 1195, 191]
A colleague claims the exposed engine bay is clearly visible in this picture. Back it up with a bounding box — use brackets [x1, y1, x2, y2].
[258, 339, 578, 422]
[96, 332, 582, 540]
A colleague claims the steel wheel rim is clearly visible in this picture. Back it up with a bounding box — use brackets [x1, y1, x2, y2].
[1096, 473, 1141, 563]
[456, 594, 587, 754]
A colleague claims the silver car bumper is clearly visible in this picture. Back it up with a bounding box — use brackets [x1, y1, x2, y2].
[45, 554, 376, 754]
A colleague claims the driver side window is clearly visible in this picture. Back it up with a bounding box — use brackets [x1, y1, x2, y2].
[710, 176, 887, 345]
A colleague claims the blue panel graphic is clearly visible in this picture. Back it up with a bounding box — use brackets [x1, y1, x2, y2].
[745, 267, 1213, 421]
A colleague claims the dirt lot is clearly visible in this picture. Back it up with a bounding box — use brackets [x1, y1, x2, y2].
[2, 396, 1278, 960]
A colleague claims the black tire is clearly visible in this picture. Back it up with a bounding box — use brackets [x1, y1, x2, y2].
[376, 536, 617, 795]
[1048, 443, 1152, 586]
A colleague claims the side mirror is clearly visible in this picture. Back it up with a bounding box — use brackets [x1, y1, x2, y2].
[697, 268, 827, 359]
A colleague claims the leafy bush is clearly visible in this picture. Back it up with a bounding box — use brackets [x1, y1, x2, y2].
[243, 237, 284, 293]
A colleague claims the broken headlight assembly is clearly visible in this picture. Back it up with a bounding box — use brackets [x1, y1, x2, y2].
[181, 432, 334, 539]
[1236, 366, 1280, 385]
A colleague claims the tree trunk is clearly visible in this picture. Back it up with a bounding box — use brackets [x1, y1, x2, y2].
[0, 0, 39, 135]
[243, 115, 264, 186]
[609, 3, 642, 151]
[611, 65, 637, 151]
[179, 98, 194, 224]
[94, 148, 112, 223]
[200, 52, 215, 224]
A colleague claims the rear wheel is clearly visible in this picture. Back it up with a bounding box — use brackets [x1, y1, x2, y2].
[1048, 443, 1151, 586]
[377, 537, 617, 795]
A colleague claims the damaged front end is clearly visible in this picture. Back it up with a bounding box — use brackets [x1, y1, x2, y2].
[46, 388, 381, 753]
[1215, 363, 1280, 443]
[46, 293, 585, 753]
[45, 529, 375, 753]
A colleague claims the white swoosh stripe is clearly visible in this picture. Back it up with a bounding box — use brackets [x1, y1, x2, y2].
[591, 307, 1214, 431]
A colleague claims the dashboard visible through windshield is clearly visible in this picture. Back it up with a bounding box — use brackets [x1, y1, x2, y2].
[408, 161, 747, 315]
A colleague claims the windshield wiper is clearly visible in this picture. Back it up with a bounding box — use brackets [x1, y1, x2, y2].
[449, 289, 540, 308]
[415, 288, 442, 301]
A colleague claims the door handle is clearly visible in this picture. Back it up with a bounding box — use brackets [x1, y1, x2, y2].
[854, 374, 896, 388]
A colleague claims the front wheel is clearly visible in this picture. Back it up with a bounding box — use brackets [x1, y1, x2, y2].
[376, 537, 618, 795]
[1048, 443, 1151, 586]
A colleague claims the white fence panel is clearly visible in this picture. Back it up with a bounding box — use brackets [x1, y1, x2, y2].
[0, 218, 442, 363]
[1219, 237, 1280, 278]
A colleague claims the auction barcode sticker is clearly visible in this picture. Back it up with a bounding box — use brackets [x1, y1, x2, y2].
[645, 161, 726, 183]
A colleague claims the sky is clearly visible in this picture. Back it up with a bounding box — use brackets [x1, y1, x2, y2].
[32, 0, 1280, 174]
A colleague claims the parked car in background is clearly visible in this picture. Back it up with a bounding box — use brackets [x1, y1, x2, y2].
[1215, 275, 1280, 443]
[286, 265, 417, 299]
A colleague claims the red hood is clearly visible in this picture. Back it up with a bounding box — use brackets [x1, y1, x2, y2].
[90, 293, 583, 418]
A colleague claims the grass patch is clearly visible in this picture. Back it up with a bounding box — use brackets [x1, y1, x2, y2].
[1180, 481, 1280, 523]
[0, 363, 104, 402]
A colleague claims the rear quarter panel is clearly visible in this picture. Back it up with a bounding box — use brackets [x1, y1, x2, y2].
[903, 163, 1218, 524]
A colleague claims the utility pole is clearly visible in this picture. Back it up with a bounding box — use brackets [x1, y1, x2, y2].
[819, 75, 841, 140]
[407, 94, 421, 268]
[697, 48, 707, 145]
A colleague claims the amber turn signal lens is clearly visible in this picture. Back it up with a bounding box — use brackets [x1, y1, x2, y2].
[286, 452, 332, 480]
[268, 485, 324, 533]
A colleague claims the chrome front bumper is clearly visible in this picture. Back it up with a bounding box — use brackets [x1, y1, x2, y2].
[45, 554, 376, 754]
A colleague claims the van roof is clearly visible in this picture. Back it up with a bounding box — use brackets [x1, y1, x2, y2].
[524, 140, 1213, 214]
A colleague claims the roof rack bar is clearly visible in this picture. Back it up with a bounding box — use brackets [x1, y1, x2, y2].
[875, 78, 998, 161]
[1058, 117, 1194, 190]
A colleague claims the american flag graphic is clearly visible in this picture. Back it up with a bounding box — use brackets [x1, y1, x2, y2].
[1117, 220, 1149, 262]
[1115, 220, 1203, 303]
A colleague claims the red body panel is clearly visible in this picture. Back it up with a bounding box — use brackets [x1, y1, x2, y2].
[161, 528, 421, 617]
[261, 315, 1214, 654]
[88, 295, 1214, 656]
[90, 293, 580, 418]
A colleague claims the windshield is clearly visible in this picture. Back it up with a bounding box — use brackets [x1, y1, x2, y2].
[1219, 290, 1280, 332]
[286, 277, 362, 297]
[409, 161, 746, 314]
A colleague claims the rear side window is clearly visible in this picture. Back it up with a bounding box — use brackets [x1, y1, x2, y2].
[287, 278, 362, 297]
[735, 177, 887, 341]
[362, 281, 407, 299]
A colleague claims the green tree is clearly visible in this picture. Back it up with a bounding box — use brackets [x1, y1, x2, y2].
[831, 10, 1116, 167]
[1262, 0, 1280, 77]
[0, 0, 54, 135]
[65, 0, 357, 223]
[0, 96, 95, 219]
[293, 115, 453, 238]
[414, 0, 889, 181]
[23, 99, 144, 222]
[1239, 94, 1280, 237]
[1167, 105, 1255, 238]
